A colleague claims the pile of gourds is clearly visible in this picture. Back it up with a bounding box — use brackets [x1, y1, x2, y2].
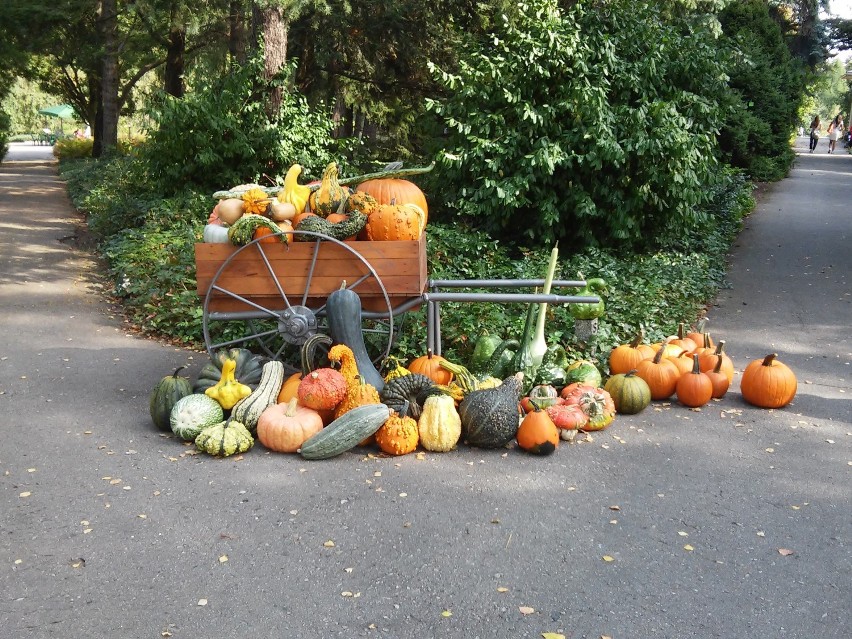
[150, 302, 798, 459]
[202, 162, 432, 246]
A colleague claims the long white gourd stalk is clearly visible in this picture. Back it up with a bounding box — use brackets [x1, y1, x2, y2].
[529, 244, 559, 368]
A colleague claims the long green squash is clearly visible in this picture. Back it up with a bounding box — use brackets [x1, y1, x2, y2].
[231, 360, 285, 434]
[326, 282, 385, 392]
[299, 403, 391, 460]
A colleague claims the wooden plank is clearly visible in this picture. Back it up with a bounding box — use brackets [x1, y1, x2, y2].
[195, 236, 427, 304]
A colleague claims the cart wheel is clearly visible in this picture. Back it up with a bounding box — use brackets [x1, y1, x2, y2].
[202, 231, 395, 374]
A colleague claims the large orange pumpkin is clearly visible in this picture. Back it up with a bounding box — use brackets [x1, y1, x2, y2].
[356, 178, 428, 223]
[257, 398, 324, 453]
[740, 353, 797, 408]
[364, 201, 426, 241]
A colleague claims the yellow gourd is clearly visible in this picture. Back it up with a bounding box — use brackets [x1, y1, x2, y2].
[278, 164, 311, 214]
[204, 358, 252, 410]
[417, 394, 461, 452]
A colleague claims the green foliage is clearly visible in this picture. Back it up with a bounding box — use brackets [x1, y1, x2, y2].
[54, 136, 93, 160]
[427, 0, 728, 251]
[396, 169, 753, 373]
[716, 0, 805, 181]
[0, 109, 10, 160]
[139, 59, 338, 196]
[102, 223, 203, 343]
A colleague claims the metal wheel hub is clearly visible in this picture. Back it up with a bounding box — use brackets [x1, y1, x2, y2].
[277, 305, 318, 345]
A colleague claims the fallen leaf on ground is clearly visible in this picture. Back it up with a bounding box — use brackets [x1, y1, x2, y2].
[684, 544, 694, 551]
[542, 633, 565, 639]
[197, 599, 208, 606]
[602, 555, 614, 562]
[441, 610, 452, 617]
[19, 492, 31, 498]
[323, 540, 335, 547]
[218, 555, 228, 563]
[519, 606, 535, 615]
[497, 587, 509, 593]
[778, 548, 794, 556]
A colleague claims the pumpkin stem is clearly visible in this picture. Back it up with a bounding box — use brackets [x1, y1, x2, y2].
[630, 329, 645, 348]
[713, 355, 724, 374]
[171, 366, 187, 378]
[285, 397, 299, 417]
[714, 340, 727, 356]
[762, 353, 779, 366]
[690, 353, 702, 374]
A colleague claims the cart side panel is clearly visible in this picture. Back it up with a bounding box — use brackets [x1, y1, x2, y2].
[195, 236, 427, 312]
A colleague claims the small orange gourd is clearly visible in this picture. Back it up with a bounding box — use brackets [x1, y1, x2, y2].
[364, 201, 426, 241]
[516, 403, 559, 455]
[375, 406, 419, 456]
[297, 368, 347, 411]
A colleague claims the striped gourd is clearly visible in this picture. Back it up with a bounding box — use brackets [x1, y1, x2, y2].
[231, 360, 285, 434]
[299, 403, 390, 460]
[603, 369, 651, 415]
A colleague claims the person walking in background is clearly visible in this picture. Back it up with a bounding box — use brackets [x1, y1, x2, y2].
[809, 115, 821, 153]
[827, 114, 843, 154]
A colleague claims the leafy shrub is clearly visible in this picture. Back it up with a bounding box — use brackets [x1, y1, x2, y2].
[427, 0, 728, 251]
[717, 0, 805, 182]
[54, 137, 93, 160]
[139, 57, 338, 196]
[0, 109, 10, 160]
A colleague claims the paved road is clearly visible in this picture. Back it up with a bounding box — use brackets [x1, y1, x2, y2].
[1, 139, 849, 638]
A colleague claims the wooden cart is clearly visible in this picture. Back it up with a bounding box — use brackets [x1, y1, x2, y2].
[195, 230, 601, 373]
[195, 231, 427, 372]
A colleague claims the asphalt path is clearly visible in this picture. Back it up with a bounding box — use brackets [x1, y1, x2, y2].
[1, 139, 849, 638]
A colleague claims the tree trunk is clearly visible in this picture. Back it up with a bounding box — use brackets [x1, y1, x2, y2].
[260, 5, 288, 119]
[96, 0, 119, 157]
[164, 28, 186, 97]
[229, 0, 246, 63]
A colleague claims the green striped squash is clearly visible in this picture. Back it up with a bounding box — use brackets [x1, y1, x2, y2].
[300, 403, 391, 460]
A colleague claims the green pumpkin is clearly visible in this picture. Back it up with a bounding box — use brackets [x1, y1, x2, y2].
[604, 370, 651, 415]
[565, 360, 603, 388]
[149, 366, 193, 431]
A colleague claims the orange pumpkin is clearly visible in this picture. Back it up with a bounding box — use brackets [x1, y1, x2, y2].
[356, 178, 428, 223]
[257, 398, 324, 453]
[635, 348, 681, 400]
[670, 322, 698, 354]
[277, 372, 302, 403]
[698, 339, 734, 383]
[705, 355, 731, 399]
[253, 226, 279, 244]
[297, 368, 347, 411]
[516, 405, 559, 455]
[364, 201, 426, 241]
[675, 354, 713, 407]
[668, 350, 695, 377]
[740, 353, 797, 408]
[407, 350, 453, 385]
[608, 331, 655, 374]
